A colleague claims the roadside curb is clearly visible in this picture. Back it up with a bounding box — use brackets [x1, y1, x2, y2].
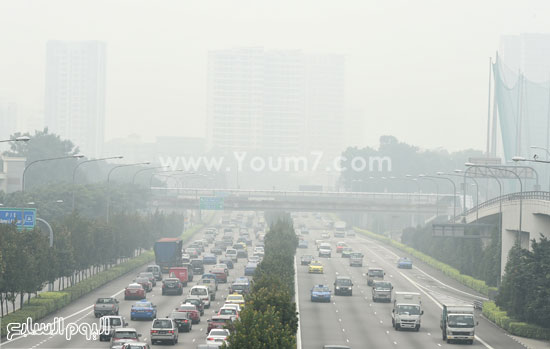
[294, 255, 302, 349]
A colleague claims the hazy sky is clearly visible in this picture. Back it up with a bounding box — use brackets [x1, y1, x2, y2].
[1, 0, 549, 151]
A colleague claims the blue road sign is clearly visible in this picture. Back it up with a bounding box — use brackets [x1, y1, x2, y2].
[199, 197, 224, 210]
[0, 208, 36, 229]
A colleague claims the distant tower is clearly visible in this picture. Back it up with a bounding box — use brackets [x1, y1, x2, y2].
[45, 40, 106, 157]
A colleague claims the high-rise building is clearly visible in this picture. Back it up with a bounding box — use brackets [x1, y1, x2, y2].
[0, 101, 17, 141]
[207, 48, 345, 157]
[45, 40, 106, 157]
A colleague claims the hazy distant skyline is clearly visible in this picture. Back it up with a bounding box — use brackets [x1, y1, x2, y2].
[1, 0, 550, 152]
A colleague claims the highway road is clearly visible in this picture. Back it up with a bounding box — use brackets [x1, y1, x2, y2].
[0, 221, 254, 349]
[295, 216, 525, 349]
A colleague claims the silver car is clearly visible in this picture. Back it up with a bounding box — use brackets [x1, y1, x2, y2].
[150, 318, 178, 345]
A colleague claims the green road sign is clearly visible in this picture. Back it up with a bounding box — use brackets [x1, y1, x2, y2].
[199, 197, 224, 210]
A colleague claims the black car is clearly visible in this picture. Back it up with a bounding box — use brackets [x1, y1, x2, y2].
[190, 259, 204, 275]
[169, 311, 192, 332]
[162, 278, 183, 295]
[219, 258, 234, 269]
[301, 255, 314, 265]
[183, 296, 205, 316]
[334, 276, 353, 296]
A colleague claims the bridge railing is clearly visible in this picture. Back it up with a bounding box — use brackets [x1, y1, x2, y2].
[463, 191, 550, 217]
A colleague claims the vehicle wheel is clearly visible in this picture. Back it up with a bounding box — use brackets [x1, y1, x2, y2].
[447, 339, 452, 344]
[94, 313, 99, 318]
[468, 340, 474, 345]
[415, 325, 420, 332]
[395, 324, 400, 331]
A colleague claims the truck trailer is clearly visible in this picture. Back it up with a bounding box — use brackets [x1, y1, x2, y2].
[154, 238, 183, 273]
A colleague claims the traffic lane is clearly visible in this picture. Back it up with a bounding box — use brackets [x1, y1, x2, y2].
[347, 235, 524, 349]
[297, 257, 348, 348]
[0, 224, 221, 349]
[319, 250, 433, 349]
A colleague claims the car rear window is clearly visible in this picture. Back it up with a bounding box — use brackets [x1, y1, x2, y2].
[97, 298, 114, 304]
[153, 319, 173, 328]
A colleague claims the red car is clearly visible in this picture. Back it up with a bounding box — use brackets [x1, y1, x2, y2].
[175, 303, 201, 324]
[336, 242, 347, 253]
[210, 268, 227, 283]
[124, 283, 146, 300]
[206, 315, 234, 334]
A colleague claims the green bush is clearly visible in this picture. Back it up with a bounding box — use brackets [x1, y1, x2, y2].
[482, 302, 550, 340]
[354, 227, 499, 297]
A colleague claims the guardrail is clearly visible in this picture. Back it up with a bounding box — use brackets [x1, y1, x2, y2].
[462, 191, 550, 218]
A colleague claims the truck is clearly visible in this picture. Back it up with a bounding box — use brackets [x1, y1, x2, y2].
[392, 292, 423, 331]
[94, 297, 120, 318]
[154, 238, 183, 273]
[440, 302, 477, 344]
[334, 221, 347, 238]
[168, 266, 189, 287]
[372, 280, 393, 302]
[349, 252, 363, 267]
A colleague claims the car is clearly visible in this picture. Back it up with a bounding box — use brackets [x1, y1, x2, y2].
[341, 247, 353, 258]
[334, 276, 353, 296]
[206, 315, 235, 334]
[211, 247, 223, 255]
[99, 315, 127, 341]
[181, 254, 191, 264]
[298, 240, 308, 248]
[336, 242, 347, 253]
[397, 257, 413, 269]
[237, 249, 248, 259]
[134, 277, 152, 292]
[221, 303, 241, 314]
[94, 297, 120, 317]
[203, 253, 217, 265]
[225, 248, 238, 261]
[197, 278, 217, 300]
[189, 285, 211, 308]
[161, 278, 183, 296]
[110, 327, 141, 348]
[175, 303, 201, 324]
[248, 256, 261, 264]
[210, 268, 228, 283]
[183, 295, 205, 316]
[182, 263, 194, 281]
[150, 318, 178, 345]
[201, 273, 219, 290]
[146, 265, 162, 281]
[137, 272, 156, 287]
[229, 282, 250, 295]
[130, 300, 157, 321]
[217, 306, 239, 318]
[186, 248, 199, 258]
[308, 261, 324, 274]
[191, 259, 205, 275]
[318, 245, 332, 258]
[124, 283, 146, 300]
[120, 342, 150, 349]
[219, 257, 234, 269]
[367, 267, 385, 285]
[310, 284, 331, 302]
[206, 328, 230, 346]
[168, 310, 193, 332]
[346, 230, 356, 237]
[244, 262, 257, 276]
[224, 293, 245, 307]
[301, 255, 314, 265]
[214, 263, 229, 276]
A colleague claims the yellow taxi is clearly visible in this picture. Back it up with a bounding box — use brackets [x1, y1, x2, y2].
[308, 260, 324, 274]
[225, 293, 245, 307]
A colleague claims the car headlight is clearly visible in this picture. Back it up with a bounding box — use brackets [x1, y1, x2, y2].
[336, 286, 340, 290]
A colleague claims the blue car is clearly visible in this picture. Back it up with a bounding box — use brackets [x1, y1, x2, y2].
[310, 285, 331, 302]
[397, 257, 413, 269]
[130, 300, 157, 320]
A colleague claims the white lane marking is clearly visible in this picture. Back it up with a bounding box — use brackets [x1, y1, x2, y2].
[294, 256, 303, 349]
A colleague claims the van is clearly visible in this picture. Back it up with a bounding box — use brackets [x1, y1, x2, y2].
[189, 285, 211, 308]
[244, 263, 257, 276]
[168, 267, 189, 287]
[146, 265, 162, 281]
[367, 268, 385, 286]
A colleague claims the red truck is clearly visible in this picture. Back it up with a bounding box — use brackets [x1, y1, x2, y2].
[169, 267, 189, 287]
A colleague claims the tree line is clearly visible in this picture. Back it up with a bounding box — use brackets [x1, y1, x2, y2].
[497, 237, 550, 329]
[225, 215, 298, 348]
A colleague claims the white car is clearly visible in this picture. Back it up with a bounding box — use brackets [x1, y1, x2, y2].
[189, 285, 211, 308]
[225, 249, 238, 261]
[206, 329, 230, 346]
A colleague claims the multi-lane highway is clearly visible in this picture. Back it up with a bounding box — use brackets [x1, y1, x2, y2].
[295, 216, 525, 349]
[0, 222, 254, 349]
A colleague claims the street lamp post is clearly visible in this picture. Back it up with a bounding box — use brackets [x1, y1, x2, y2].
[72, 156, 124, 210]
[465, 163, 523, 242]
[22, 154, 85, 192]
[0, 136, 30, 143]
[420, 174, 457, 222]
[514, 154, 549, 191]
[132, 166, 167, 185]
[106, 162, 150, 223]
[451, 169, 480, 221]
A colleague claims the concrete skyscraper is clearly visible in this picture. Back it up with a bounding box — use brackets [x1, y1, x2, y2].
[45, 40, 106, 157]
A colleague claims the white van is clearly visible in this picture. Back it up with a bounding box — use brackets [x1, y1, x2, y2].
[189, 285, 211, 308]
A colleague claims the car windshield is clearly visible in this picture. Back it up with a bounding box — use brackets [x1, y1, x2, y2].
[153, 319, 172, 328]
[350, 253, 363, 258]
[336, 278, 352, 286]
[397, 305, 421, 315]
[210, 329, 229, 336]
[311, 262, 321, 267]
[128, 284, 142, 289]
[313, 286, 329, 292]
[146, 266, 158, 273]
[171, 312, 188, 319]
[136, 277, 149, 283]
[191, 260, 203, 266]
[113, 331, 138, 339]
[227, 295, 243, 301]
[232, 284, 245, 290]
[219, 308, 236, 315]
[191, 288, 207, 295]
[374, 282, 392, 290]
[134, 302, 152, 308]
[448, 315, 475, 328]
[369, 270, 384, 276]
[108, 318, 122, 326]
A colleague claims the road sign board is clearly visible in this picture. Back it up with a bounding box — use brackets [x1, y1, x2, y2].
[199, 197, 224, 210]
[0, 208, 36, 229]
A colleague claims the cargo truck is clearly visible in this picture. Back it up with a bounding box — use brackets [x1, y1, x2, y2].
[440, 302, 477, 344]
[154, 238, 183, 273]
[392, 292, 423, 331]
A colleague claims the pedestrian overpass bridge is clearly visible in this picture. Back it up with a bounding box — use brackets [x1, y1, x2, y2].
[458, 191, 550, 277]
[151, 187, 455, 214]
